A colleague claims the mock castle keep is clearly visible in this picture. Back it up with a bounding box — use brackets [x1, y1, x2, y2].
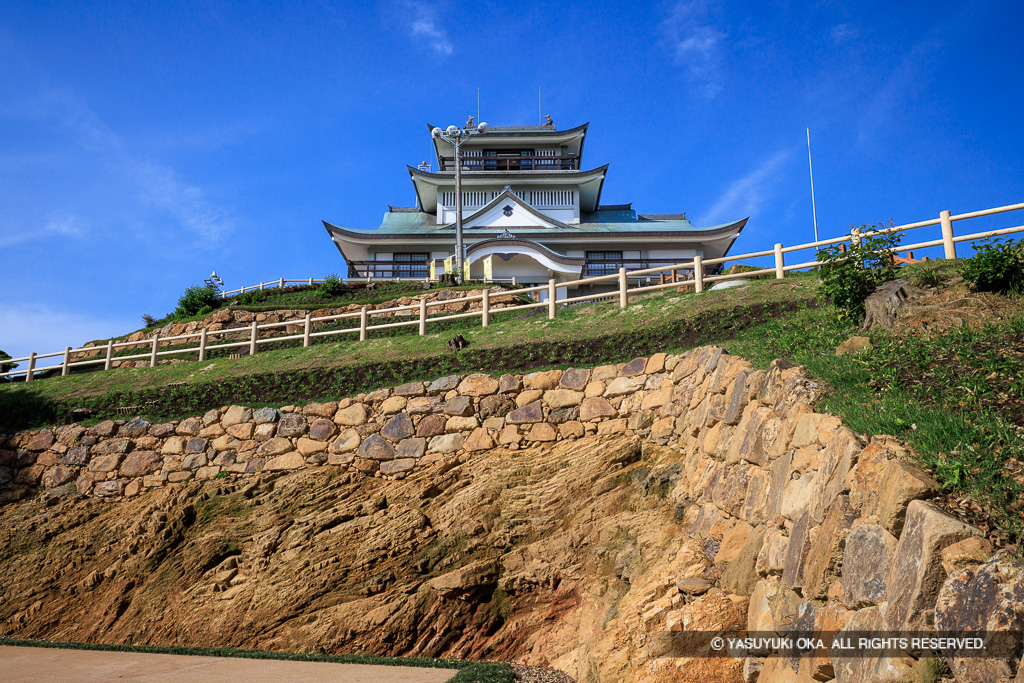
[323, 121, 747, 295]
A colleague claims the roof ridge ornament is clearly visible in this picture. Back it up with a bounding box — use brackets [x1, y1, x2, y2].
[498, 229, 515, 239]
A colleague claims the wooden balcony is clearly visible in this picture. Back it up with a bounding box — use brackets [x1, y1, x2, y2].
[438, 154, 579, 172]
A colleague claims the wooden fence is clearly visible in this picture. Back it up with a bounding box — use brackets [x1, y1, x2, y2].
[4, 201, 1023, 383]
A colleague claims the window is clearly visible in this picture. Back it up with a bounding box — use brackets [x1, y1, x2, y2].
[393, 252, 429, 278]
[586, 251, 623, 277]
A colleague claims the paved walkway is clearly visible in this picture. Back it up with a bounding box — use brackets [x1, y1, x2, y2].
[0, 646, 459, 682]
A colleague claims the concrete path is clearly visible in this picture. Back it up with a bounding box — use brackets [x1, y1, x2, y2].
[0, 646, 459, 682]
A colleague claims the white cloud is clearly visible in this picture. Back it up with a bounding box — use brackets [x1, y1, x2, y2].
[699, 150, 792, 225]
[662, 0, 726, 97]
[0, 303, 138, 369]
[830, 23, 858, 44]
[407, 2, 453, 57]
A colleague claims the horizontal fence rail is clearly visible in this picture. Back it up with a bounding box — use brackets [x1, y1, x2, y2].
[4, 201, 1023, 382]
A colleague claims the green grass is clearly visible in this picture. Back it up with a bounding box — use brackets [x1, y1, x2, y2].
[0, 637, 514, 682]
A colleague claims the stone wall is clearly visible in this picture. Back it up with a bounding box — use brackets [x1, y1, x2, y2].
[1, 345, 1019, 681]
[70, 286, 520, 368]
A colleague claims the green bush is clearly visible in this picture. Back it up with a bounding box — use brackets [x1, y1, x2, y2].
[961, 237, 1024, 295]
[237, 291, 263, 305]
[0, 349, 16, 374]
[174, 284, 221, 318]
[816, 223, 903, 318]
[315, 273, 346, 299]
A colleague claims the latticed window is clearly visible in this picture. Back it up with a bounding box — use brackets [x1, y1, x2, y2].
[586, 251, 623, 277]
[393, 252, 429, 278]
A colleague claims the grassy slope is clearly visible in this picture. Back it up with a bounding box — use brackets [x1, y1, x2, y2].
[3, 267, 1023, 539]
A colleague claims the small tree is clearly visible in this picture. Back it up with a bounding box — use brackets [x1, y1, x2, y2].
[315, 273, 346, 299]
[174, 284, 221, 318]
[816, 222, 903, 318]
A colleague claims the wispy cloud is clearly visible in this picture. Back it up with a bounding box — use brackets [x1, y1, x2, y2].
[700, 150, 792, 224]
[0, 210, 86, 249]
[406, 2, 453, 57]
[830, 23, 858, 44]
[0, 89, 235, 249]
[661, 0, 726, 97]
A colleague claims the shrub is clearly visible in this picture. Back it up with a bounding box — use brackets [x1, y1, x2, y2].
[961, 237, 1024, 295]
[174, 284, 221, 318]
[0, 349, 16, 374]
[816, 222, 903, 318]
[141, 313, 157, 327]
[315, 273, 346, 299]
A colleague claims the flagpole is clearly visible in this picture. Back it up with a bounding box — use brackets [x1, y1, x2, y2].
[807, 128, 820, 252]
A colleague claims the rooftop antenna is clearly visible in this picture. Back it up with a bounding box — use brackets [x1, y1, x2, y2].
[538, 86, 542, 126]
[806, 128, 820, 252]
[477, 87, 480, 125]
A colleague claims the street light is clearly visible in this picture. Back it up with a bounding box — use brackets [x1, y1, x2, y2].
[432, 120, 488, 281]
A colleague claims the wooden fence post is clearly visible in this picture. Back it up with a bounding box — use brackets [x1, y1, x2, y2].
[279, 277, 284, 289]
[940, 210, 957, 259]
[308, 277, 313, 286]
[548, 279, 557, 319]
[619, 267, 628, 308]
[419, 298, 427, 335]
[104, 340, 114, 371]
[360, 306, 368, 341]
[25, 352, 36, 382]
[198, 328, 208, 361]
[303, 313, 312, 347]
[481, 289, 490, 327]
[249, 321, 258, 356]
[693, 256, 704, 293]
[62, 347, 71, 377]
[259, 282, 264, 291]
[150, 334, 160, 368]
[774, 243, 785, 279]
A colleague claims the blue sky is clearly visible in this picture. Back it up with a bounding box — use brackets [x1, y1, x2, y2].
[2, 0, 1022, 363]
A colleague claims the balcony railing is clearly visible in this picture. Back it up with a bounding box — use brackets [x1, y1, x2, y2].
[585, 259, 708, 278]
[438, 154, 579, 172]
[347, 260, 430, 279]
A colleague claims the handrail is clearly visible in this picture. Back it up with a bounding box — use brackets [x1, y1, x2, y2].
[4, 200, 1022, 382]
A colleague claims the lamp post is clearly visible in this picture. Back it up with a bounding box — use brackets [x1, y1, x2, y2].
[431, 121, 488, 281]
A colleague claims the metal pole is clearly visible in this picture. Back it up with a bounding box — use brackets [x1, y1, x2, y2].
[807, 128, 820, 252]
[454, 134, 464, 282]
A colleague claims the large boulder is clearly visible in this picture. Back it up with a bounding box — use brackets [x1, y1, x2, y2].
[885, 500, 982, 631]
[935, 553, 1024, 683]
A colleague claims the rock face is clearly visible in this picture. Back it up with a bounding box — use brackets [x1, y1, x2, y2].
[0, 345, 1003, 683]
